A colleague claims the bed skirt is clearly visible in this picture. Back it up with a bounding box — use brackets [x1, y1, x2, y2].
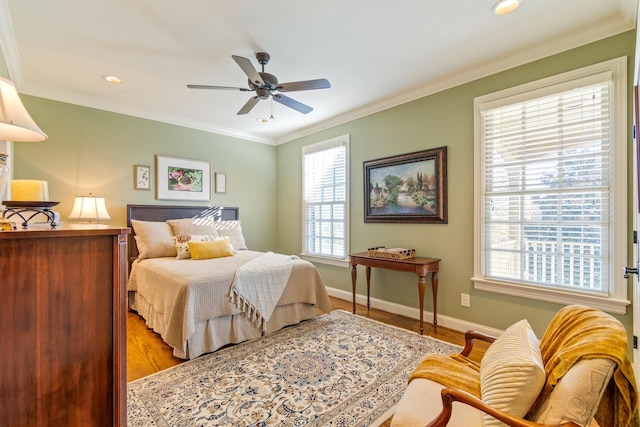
[129, 291, 319, 359]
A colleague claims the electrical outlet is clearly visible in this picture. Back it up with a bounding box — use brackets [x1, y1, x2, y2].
[461, 293, 471, 307]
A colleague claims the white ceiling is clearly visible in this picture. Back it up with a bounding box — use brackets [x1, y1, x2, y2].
[1, 0, 637, 145]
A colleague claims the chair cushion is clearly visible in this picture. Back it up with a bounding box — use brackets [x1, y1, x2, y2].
[480, 319, 546, 426]
[529, 358, 615, 426]
[391, 378, 485, 426]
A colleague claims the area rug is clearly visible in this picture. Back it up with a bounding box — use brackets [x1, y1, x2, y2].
[127, 309, 461, 426]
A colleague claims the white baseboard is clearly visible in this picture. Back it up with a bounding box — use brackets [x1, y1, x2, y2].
[325, 286, 503, 337]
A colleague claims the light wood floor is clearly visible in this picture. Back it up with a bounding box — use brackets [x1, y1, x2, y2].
[127, 296, 489, 426]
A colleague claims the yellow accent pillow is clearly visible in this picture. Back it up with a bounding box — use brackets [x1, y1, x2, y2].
[188, 239, 234, 260]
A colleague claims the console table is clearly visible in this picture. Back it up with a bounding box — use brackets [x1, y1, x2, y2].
[349, 252, 441, 334]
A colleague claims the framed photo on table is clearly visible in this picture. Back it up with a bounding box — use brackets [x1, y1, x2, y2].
[155, 155, 211, 201]
[364, 147, 447, 224]
[134, 165, 151, 190]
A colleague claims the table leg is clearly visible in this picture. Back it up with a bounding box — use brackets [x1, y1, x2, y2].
[365, 266, 372, 310]
[418, 274, 425, 335]
[432, 271, 439, 327]
[350, 264, 357, 314]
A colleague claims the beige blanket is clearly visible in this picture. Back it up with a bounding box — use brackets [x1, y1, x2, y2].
[128, 250, 332, 352]
[230, 252, 297, 330]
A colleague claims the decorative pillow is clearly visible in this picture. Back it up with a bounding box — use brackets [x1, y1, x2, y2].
[529, 358, 615, 426]
[173, 234, 222, 259]
[131, 220, 176, 259]
[167, 217, 219, 237]
[189, 239, 235, 260]
[215, 220, 248, 250]
[480, 319, 546, 426]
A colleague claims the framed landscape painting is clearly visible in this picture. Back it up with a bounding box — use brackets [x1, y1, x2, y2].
[156, 155, 211, 201]
[364, 147, 447, 223]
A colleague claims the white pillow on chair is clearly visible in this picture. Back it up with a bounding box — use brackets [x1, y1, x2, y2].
[529, 358, 615, 426]
[480, 319, 546, 426]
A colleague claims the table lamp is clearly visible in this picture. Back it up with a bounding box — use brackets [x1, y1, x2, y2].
[68, 194, 111, 223]
[0, 77, 48, 206]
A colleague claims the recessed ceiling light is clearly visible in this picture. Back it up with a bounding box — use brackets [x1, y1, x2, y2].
[256, 117, 269, 123]
[103, 75, 122, 84]
[492, 0, 522, 15]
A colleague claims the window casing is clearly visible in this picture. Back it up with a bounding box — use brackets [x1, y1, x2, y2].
[473, 57, 628, 314]
[301, 135, 349, 267]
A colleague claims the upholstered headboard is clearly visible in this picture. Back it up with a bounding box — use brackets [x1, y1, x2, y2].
[126, 204, 240, 264]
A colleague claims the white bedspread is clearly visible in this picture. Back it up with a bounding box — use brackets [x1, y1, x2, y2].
[230, 252, 296, 330]
[127, 250, 332, 355]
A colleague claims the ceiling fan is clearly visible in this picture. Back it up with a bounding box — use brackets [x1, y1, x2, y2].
[187, 52, 331, 115]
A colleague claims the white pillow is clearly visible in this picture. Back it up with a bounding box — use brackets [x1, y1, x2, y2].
[167, 217, 219, 237]
[530, 358, 615, 426]
[215, 220, 248, 250]
[480, 319, 546, 426]
[131, 220, 176, 259]
[173, 234, 229, 259]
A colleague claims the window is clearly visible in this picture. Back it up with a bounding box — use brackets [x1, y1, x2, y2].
[301, 135, 349, 266]
[473, 57, 628, 314]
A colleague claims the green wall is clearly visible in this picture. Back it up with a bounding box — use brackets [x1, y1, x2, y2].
[12, 97, 278, 251]
[275, 31, 636, 338]
[8, 30, 636, 339]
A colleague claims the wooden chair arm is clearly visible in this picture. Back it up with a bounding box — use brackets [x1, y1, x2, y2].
[460, 330, 497, 357]
[425, 387, 580, 427]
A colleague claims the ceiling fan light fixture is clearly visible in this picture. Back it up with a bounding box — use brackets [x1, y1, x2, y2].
[103, 75, 122, 84]
[492, 0, 522, 15]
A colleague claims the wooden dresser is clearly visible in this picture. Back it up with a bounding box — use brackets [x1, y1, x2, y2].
[0, 224, 130, 426]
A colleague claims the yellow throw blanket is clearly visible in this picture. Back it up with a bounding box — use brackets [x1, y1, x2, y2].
[527, 305, 639, 427]
[408, 353, 481, 398]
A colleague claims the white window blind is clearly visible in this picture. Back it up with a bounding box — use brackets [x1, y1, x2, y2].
[482, 78, 612, 294]
[474, 58, 630, 314]
[302, 136, 349, 261]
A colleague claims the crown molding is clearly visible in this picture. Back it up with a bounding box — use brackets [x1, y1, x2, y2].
[276, 12, 637, 145]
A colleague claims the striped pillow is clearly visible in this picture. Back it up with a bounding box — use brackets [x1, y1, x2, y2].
[480, 319, 545, 426]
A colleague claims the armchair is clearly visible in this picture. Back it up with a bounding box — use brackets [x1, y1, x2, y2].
[391, 305, 638, 427]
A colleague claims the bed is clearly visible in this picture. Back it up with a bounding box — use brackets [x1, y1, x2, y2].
[126, 204, 332, 359]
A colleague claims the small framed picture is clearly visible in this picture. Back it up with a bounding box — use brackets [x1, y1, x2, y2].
[134, 165, 151, 190]
[215, 172, 226, 194]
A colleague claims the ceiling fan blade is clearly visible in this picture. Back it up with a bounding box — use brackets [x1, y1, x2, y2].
[232, 55, 265, 87]
[237, 96, 261, 115]
[187, 84, 251, 91]
[273, 94, 313, 114]
[277, 78, 331, 92]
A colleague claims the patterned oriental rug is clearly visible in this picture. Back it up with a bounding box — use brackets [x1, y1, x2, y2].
[127, 310, 460, 426]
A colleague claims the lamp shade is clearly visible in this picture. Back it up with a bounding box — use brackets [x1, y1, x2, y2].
[0, 77, 47, 142]
[68, 195, 111, 222]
